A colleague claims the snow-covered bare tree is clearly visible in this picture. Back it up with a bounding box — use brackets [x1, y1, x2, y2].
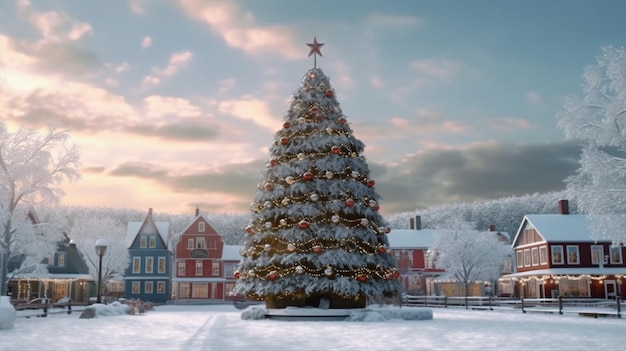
[557, 46, 626, 246]
[430, 217, 510, 307]
[66, 216, 130, 293]
[0, 121, 80, 295]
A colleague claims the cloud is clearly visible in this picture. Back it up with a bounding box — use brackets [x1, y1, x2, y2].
[409, 59, 463, 80]
[18, 0, 93, 41]
[109, 162, 169, 178]
[143, 95, 202, 118]
[483, 117, 531, 131]
[141, 51, 193, 88]
[525, 91, 541, 104]
[371, 140, 582, 214]
[178, 0, 301, 59]
[129, 0, 146, 15]
[218, 96, 280, 131]
[115, 62, 130, 73]
[141, 36, 152, 49]
[125, 122, 220, 142]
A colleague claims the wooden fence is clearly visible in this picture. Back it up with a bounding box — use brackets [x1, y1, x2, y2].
[402, 295, 622, 318]
[13, 299, 88, 318]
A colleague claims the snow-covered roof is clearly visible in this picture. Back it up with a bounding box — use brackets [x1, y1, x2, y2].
[387, 229, 436, 249]
[222, 245, 242, 261]
[513, 214, 595, 246]
[501, 267, 626, 278]
[125, 221, 171, 248]
[12, 273, 93, 280]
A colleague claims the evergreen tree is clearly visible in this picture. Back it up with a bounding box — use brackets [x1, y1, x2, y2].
[234, 39, 401, 309]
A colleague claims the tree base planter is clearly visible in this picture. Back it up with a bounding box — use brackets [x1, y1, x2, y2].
[0, 296, 16, 329]
[265, 292, 366, 310]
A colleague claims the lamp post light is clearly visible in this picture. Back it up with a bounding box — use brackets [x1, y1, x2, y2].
[95, 239, 108, 304]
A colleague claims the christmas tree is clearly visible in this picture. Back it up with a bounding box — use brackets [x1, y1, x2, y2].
[234, 38, 401, 309]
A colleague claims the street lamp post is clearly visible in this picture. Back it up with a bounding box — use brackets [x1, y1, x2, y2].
[95, 239, 108, 304]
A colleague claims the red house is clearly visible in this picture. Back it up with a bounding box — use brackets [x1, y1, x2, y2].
[502, 200, 625, 299]
[171, 210, 241, 303]
[387, 217, 444, 295]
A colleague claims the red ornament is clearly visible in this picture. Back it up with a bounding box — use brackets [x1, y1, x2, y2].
[393, 271, 400, 278]
[309, 106, 319, 113]
[357, 274, 367, 282]
[268, 272, 277, 281]
[312, 245, 323, 254]
[298, 220, 310, 230]
[345, 199, 355, 207]
[325, 90, 333, 97]
[386, 273, 394, 280]
[331, 146, 341, 154]
[265, 183, 273, 191]
[283, 122, 291, 129]
[245, 225, 254, 234]
[366, 180, 375, 187]
[377, 246, 387, 254]
[270, 159, 278, 167]
[338, 117, 346, 125]
[280, 137, 289, 145]
[303, 172, 314, 181]
[234, 271, 240, 279]
[385, 227, 391, 234]
[373, 205, 380, 212]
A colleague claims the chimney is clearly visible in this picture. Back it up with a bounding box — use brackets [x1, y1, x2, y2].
[488, 224, 496, 232]
[409, 216, 422, 230]
[558, 199, 569, 215]
[195, 207, 199, 216]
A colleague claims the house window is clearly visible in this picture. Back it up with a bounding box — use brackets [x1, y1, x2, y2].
[224, 263, 237, 278]
[57, 253, 65, 267]
[132, 281, 140, 294]
[516, 251, 523, 268]
[158, 257, 166, 273]
[224, 282, 236, 297]
[195, 261, 203, 276]
[551, 246, 564, 265]
[146, 257, 154, 273]
[140, 235, 147, 248]
[133, 257, 141, 273]
[198, 222, 205, 232]
[539, 246, 547, 265]
[531, 248, 539, 266]
[178, 262, 185, 276]
[187, 238, 194, 249]
[149, 235, 156, 248]
[48, 253, 55, 266]
[197, 237, 206, 249]
[610, 246, 623, 264]
[567, 245, 580, 264]
[591, 245, 604, 265]
[192, 283, 208, 298]
[523, 249, 531, 267]
[179, 283, 190, 298]
[212, 262, 220, 276]
[157, 281, 166, 294]
[145, 281, 153, 294]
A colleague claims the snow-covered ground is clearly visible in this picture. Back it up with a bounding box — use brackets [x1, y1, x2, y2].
[2, 304, 625, 350]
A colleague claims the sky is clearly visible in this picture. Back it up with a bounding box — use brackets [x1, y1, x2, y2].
[2, 0, 626, 216]
[3, 303, 626, 350]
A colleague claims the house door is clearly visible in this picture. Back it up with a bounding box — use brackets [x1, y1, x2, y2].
[605, 280, 617, 299]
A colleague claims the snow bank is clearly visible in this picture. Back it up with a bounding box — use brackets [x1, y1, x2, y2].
[0, 296, 16, 329]
[241, 305, 433, 322]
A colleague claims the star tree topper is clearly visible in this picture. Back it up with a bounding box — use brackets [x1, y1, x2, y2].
[307, 37, 324, 68]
